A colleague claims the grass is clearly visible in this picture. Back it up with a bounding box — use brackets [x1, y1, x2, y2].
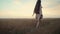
[0, 18, 60, 34]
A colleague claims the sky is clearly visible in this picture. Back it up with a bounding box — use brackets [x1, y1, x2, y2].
[0, 0, 60, 18]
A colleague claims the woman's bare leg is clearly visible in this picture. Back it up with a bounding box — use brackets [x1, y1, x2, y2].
[35, 14, 40, 28]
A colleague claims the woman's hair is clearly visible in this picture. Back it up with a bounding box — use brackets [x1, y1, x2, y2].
[34, 0, 41, 14]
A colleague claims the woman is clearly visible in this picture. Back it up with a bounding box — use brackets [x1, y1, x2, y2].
[33, 0, 43, 28]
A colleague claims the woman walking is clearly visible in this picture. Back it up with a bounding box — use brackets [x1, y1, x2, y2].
[33, 0, 43, 28]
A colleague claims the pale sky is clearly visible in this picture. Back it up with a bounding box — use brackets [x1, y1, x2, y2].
[0, 0, 60, 18]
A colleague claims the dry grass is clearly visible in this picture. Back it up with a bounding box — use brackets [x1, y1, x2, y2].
[0, 18, 60, 34]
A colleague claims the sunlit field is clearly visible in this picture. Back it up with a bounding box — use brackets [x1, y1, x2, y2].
[0, 18, 60, 34]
